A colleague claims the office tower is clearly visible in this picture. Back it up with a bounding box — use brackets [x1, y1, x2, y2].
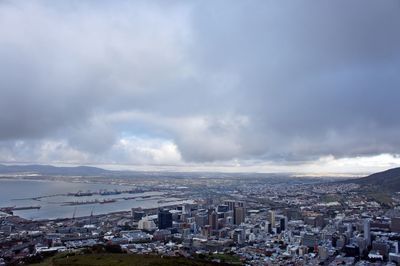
[182, 204, 191, 216]
[233, 229, 244, 244]
[222, 200, 245, 225]
[217, 204, 229, 213]
[364, 219, 371, 246]
[195, 212, 209, 227]
[269, 210, 276, 228]
[209, 210, 218, 230]
[234, 206, 245, 225]
[224, 200, 236, 211]
[224, 200, 244, 211]
[132, 209, 145, 221]
[138, 216, 157, 231]
[264, 221, 271, 233]
[280, 216, 287, 231]
[158, 209, 172, 229]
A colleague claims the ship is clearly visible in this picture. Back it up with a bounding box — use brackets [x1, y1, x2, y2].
[74, 190, 93, 197]
[99, 199, 117, 204]
[99, 189, 121, 196]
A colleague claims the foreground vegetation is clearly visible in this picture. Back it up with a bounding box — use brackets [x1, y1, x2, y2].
[32, 253, 227, 266]
[29, 246, 241, 266]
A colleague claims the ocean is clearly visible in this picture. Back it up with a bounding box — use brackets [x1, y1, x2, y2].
[0, 178, 189, 220]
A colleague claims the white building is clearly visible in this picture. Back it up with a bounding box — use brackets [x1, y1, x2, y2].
[138, 216, 157, 231]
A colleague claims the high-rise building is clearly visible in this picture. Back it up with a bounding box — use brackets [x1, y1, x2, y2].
[364, 219, 371, 246]
[217, 204, 229, 213]
[224, 200, 244, 211]
[132, 209, 145, 221]
[209, 210, 218, 230]
[181, 204, 191, 215]
[195, 212, 209, 227]
[280, 216, 287, 232]
[234, 206, 245, 225]
[223, 200, 245, 225]
[264, 221, 272, 233]
[233, 229, 245, 244]
[224, 200, 235, 211]
[269, 210, 276, 228]
[158, 209, 172, 229]
[138, 216, 157, 231]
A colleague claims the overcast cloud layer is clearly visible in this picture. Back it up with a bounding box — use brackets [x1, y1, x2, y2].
[0, 0, 400, 173]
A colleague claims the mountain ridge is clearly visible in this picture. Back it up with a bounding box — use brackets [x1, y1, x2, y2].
[0, 164, 111, 176]
[347, 167, 400, 192]
[0, 163, 311, 181]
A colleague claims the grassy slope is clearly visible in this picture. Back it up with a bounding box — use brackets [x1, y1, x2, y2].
[350, 167, 400, 192]
[31, 253, 236, 266]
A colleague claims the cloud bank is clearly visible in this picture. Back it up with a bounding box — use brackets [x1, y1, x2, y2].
[0, 0, 400, 173]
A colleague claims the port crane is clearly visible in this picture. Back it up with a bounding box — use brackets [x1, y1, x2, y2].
[90, 206, 95, 224]
[72, 206, 77, 219]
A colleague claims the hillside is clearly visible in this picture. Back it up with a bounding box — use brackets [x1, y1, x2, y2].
[29, 252, 237, 266]
[0, 164, 298, 180]
[0, 164, 111, 176]
[350, 167, 400, 192]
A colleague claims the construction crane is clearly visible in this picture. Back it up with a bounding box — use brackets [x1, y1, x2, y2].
[90, 206, 95, 224]
[72, 206, 77, 219]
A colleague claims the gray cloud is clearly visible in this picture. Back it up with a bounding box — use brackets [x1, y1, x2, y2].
[0, 0, 400, 168]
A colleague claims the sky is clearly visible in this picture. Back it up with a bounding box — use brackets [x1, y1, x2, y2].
[0, 0, 400, 174]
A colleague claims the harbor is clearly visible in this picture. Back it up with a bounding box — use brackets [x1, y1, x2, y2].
[0, 179, 192, 220]
[0, 205, 41, 215]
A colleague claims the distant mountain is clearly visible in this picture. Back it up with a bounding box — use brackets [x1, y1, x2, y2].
[0, 163, 331, 181]
[349, 167, 400, 192]
[0, 164, 284, 179]
[0, 164, 111, 176]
